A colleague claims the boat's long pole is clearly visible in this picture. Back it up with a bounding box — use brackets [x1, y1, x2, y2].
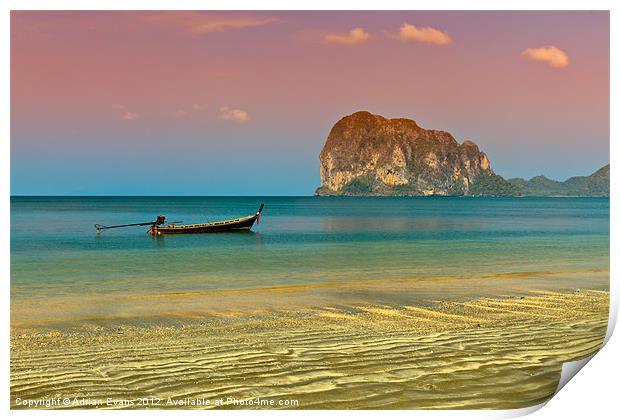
[95, 221, 156, 232]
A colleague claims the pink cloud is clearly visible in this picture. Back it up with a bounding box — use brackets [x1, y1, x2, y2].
[122, 111, 139, 120]
[521, 45, 569, 68]
[137, 12, 279, 35]
[112, 104, 139, 121]
[174, 104, 204, 118]
[394, 23, 452, 45]
[218, 106, 249, 123]
[322, 28, 371, 45]
[12, 12, 279, 39]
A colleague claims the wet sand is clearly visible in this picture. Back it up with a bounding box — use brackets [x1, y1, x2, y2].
[11, 283, 609, 409]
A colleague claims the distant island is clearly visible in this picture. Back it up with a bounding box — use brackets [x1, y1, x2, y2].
[315, 111, 609, 197]
[507, 164, 609, 197]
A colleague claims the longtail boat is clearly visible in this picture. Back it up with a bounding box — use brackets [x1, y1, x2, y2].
[95, 204, 264, 235]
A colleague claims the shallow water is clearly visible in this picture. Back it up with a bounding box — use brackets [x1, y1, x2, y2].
[11, 196, 609, 326]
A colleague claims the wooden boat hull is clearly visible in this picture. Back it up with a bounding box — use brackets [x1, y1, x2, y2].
[151, 214, 259, 235]
[96, 204, 264, 236]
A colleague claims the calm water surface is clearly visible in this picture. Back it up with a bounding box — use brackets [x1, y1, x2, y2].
[11, 196, 609, 302]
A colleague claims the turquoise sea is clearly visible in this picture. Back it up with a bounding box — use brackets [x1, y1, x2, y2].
[10, 196, 609, 326]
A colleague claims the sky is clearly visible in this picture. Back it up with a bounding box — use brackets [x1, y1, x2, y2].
[11, 11, 609, 195]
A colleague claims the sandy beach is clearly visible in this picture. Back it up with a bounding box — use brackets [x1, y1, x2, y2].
[11, 280, 608, 409]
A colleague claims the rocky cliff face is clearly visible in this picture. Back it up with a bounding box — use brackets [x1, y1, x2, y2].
[316, 111, 517, 196]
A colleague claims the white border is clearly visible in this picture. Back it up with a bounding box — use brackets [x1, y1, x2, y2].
[2, 1, 616, 419]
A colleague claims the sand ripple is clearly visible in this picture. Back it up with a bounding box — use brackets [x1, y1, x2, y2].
[11, 290, 608, 409]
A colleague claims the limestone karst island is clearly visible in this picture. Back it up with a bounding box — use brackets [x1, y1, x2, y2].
[316, 111, 609, 197]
